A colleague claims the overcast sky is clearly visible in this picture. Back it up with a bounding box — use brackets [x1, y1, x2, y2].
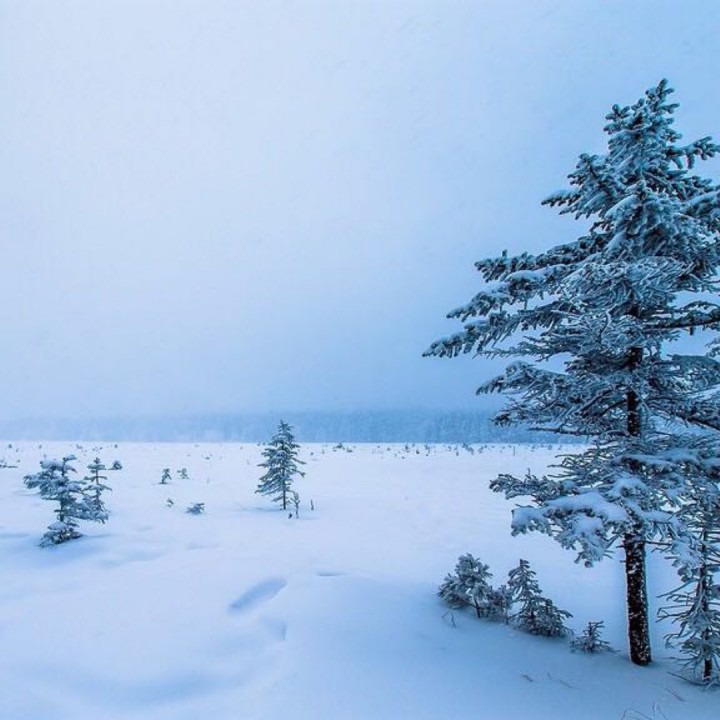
[1, 0, 719, 420]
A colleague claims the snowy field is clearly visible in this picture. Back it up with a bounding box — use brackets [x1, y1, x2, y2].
[0, 441, 715, 720]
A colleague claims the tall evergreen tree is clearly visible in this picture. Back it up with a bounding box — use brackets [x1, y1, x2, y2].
[256, 421, 305, 510]
[425, 81, 720, 665]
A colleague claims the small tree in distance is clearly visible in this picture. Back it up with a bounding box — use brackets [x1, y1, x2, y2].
[24, 455, 108, 546]
[85, 457, 112, 520]
[256, 421, 305, 510]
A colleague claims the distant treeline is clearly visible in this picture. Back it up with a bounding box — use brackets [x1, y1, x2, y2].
[0, 410, 585, 444]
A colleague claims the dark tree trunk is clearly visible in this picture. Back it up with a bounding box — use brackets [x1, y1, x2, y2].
[625, 342, 651, 665]
[624, 531, 651, 665]
[699, 535, 712, 681]
[626, 347, 642, 437]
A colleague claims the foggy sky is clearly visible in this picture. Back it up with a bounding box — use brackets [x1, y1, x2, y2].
[1, 0, 719, 420]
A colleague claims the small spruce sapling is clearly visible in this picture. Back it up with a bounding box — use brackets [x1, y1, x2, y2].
[485, 584, 513, 624]
[24, 455, 108, 546]
[507, 559, 571, 637]
[290, 490, 300, 519]
[160, 468, 171, 485]
[571, 621, 613, 653]
[256, 421, 305, 510]
[438, 554, 495, 618]
[534, 598, 573, 638]
[85, 457, 112, 520]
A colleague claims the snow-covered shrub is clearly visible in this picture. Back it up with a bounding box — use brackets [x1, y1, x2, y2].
[533, 598, 573, 638]
[290, 490, 300, 518]
[24, 455, 108, 547]
[84, 457, 113, 520]
[507, 559, 571, 637]
[186, 502, 205, 514]
[440, 556, 570, 635]
[571, 621, 613, 653]
[439, 554, 499, 619]
[484, 584, 513, 624]
[160, 468, 171, 484]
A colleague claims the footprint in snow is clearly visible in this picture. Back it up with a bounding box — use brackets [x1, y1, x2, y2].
[229, 578, 287, 614]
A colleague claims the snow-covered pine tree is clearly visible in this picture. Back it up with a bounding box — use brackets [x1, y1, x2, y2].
[438, 553, 495, 618]
[506, 559, 570, 636]
[425, 80, 720, 665]
[658, 438, 720, 684]
[24, 455, 108, 546]
[534, 598, 573, 638]
[290, 490, 300, 518]
[507, 559, 543, 633]
[570, 621, 613, 654]
[484, 584, 512, 623]
[256, 421, 305, 510]
[84, 457, 111, 520]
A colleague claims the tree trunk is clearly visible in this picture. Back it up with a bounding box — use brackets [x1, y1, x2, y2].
[626, 348, 642, 437]
[625, 342, 651, 665]
[624, 531, 651, 665]
[699, 536, 712, 681]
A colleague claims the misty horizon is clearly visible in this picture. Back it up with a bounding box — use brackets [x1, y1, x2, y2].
[2, 1, 719, 423]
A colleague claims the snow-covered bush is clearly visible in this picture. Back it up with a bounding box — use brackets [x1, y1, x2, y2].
[439, 555, 568, 633]
[160, 468, 171, 484]
[186, 502, 205, 514]
[571, 621, 613, 653]
[24, 455, 108, 546]
[484, 584, 513, 624]
[290, 490, 300, 518]
[84, 457, 113, 520]
[507, 559, 571, 637]
[438, 554, 495, 618]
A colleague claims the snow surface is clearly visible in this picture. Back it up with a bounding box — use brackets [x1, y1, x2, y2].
[0, 442, 715, 719]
